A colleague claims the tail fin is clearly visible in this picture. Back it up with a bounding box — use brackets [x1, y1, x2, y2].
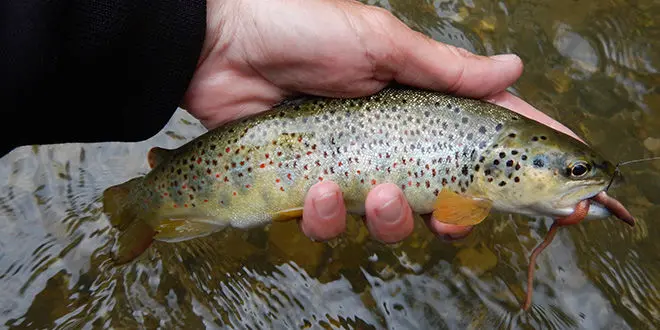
[103, 177, 156, 264]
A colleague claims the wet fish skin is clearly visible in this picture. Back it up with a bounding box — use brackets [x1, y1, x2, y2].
[104, 87, 616, 251]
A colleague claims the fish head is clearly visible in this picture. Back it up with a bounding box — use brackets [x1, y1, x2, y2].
[478, 122, 620, 221]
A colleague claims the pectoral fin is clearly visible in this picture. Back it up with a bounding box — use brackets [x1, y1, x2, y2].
[432, 189, 493, 226]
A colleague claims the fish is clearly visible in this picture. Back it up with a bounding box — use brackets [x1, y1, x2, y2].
[103, 86, 634, 264]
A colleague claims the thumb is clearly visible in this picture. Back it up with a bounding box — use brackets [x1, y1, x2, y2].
[371, 13, 523, 98]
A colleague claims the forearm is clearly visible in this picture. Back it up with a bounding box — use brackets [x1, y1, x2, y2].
[0, 0, 206, 155]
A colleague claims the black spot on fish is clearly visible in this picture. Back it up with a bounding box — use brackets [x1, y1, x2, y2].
[499, 181, 507, 186]
[479, 156, 485, 163]
[506, 160, 514, 167]
[474, 164, 480, 171]
[514, 176, 520, 182]
[522, 155, 528, 160]
[467, 133, 473, 140]
[461, 165, 469, 176]
[532, 136, 539, 141]
[479, 126, 487, 134]
[533, 157, 545, 168]
[511, 150, 518, 155]
[540, 136, 547, 140]
[494, 159, 500, 165]
[462, 117, 468, 124]
[499, 152, 506, 159]
[495, 123, 503, 131]
[508, 133, 516, 138]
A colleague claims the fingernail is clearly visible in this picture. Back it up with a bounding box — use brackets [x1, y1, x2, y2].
[375, 190, 402, 223]
[313, 191, 339, 220]
[489, 54, 520, 63]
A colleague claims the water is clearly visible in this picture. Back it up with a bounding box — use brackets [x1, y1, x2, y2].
[2, 0, 659, 328]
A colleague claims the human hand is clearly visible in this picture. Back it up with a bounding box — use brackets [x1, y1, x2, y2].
[182, 0, 578, 243]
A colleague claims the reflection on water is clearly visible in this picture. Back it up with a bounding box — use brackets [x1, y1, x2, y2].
[2, 0, 659, 328]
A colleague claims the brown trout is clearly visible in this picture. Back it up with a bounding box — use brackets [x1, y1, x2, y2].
[104, 87, 633, 263]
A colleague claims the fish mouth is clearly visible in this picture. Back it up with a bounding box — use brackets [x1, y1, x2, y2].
[556, 191, 635, 226]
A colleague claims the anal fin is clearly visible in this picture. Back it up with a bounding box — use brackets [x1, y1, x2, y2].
[271, 207, 304, 222]
[432, 189, 493, 226]
[154, 219, 223, 243]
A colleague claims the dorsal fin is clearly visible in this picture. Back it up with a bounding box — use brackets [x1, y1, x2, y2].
[147, 147, 173, 169]
[432, 189, 493, 226]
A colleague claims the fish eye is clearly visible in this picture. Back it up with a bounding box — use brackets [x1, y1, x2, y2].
[568, 161, 590, 178]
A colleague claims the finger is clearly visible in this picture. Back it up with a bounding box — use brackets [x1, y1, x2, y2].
[363, 10, 522, 98]
[486, 91, 585, 143]
[301, 181, 347, 241]
[424, 216, 474, 241]
[364, 184, 414, 243]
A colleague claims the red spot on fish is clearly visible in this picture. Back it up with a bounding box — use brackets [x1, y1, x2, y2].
[269, 161, 273, 165]
[425, 181, 430, 188]
[245, 184, 251, 188]
[218, 153, 223, 157]
[277, 151, 282, 156]
[451, 176, 457, 183]
[259, 163, 266, 168]
[306, 151, 312, 155]
[304, 165, 309, 170]
[184, 204, 188, 208]
[425, 164, 430, 170]
[304, 175, 309, 180]
[357, 170, 361, 174]
[278, 162, 282, 167]
[223, 176, 228, 182]
[197, 158, 202, 164]
[298, 137, 303, 142]
[296, 154, 301, 159]
[233, 192, 237, 196]
[265, 153, 270, 159]
[312, 144, 317, 150]
[203, 199, 208, 203]
[276, 179, 281, 183]
[371, 179, 376, 185]
[416, 182, 420, 187]
[193, 176, 198, 180]
[393, 162, 397, 168]
[240, 161, 245, 166]
[216, 174, 220, 178]
[319, 177, 324, 181]
[173, 204, 178, 208]
[287, 173, 292, 180]
[408, 181, 412, 187]
[344, 171, 349, 177]
[338, 161, 343, 166]
[378, 153, 382, 158]
[225, 147, 230, 153]
[280, 187, 285, 191]
[315, 160, 321, 166]
[323, 151, 328, 158]
[163, 192, 169, 196]
[360, 179, 365, 184]
[182, 184, 187, 189]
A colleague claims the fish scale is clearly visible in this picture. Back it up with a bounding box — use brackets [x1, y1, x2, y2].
[103, 86, 619, 263]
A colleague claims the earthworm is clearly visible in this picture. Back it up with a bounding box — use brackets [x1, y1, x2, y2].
[522, 199, 591, 311]
[591, 191, 635, 227]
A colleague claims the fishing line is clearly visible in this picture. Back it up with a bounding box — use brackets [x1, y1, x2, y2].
[605, 156, 660, 192]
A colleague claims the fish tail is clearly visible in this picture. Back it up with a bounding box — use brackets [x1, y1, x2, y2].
[103, 177, 155, 264]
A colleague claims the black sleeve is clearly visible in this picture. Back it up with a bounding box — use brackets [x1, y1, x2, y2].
[0, 0, 207, 156]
